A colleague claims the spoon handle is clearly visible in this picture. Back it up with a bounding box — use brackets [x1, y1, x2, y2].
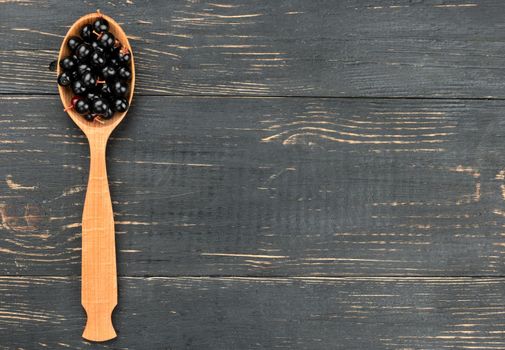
[81, 136, 117, 342]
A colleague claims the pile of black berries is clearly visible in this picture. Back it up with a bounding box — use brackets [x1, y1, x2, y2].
[58, 17, 131, 122]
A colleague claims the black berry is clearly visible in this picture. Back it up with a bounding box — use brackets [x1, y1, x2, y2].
[60, 56, 76, 71]
[75, 99, 90, 114]
[71, 80, 87, 95]
[118, 49, 131, 65]
[113, 98, 128, 112]
[91, 40, 107, 55]
[111, 80, 128, 96]
[91, 98, 110, 115]
[98, 31, 115, 49]
[75, 43, 92, 61]
[86, 90, 101, 101]
[101, 66, 116, 80]
[90, 51, 106, 68]
[93, 18, 109, 33]
[108, 56, 120, 68]
[118, 66, 131, 80]
[69, 70, 79, 80]
[67, 36, 82, 51]
[100, 82, 112, 95]
[103, 107, 114, 119]
[57, 72, 72, 86]
[80, 24, 94, 42]
[76, 63, 92, 76]
[81, 72, 96, 87]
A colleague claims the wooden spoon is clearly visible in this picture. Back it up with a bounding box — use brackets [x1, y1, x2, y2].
[57, 11, 135, 342]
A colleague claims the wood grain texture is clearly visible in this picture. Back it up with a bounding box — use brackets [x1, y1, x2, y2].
[80, 134, 117, 342]
[57, 11, 135, 341]
[2, 0, 505, 97]
[0, 276, 504, 350]
[57, 12, 136, 341]
[2, 0, 505, 348]
[1, 95, 505, 277]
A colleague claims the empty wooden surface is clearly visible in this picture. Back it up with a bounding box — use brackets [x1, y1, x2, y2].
[1, 1, 505, 349]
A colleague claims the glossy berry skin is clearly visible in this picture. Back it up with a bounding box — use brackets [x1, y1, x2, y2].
[118, 66, 131, 80]
[111, 80, 128, 96]
[75, 43, 92, 61]
[85, 90, 101, 101]
[113, 98, 128, 112]
[91, 41, 107, 55]
[91, 98, 110, 115]
[69, 70, 79, 80]
[75, 99, 90, 114]
[100, 83, 112, 95]
[103, 107, 114, 119]
[81, 72, 96, 87]
[118, 50, 131, 65]
[101, 66, 116, 80]
[90, 52, 106, 68]
[80, 24, 94, 42]
[98, 31, 115, 49]
[60, 56, 76, 71]
[57, 72, 72, 86]
[110, 46, 120, 57]
[71, 80, 87, 95]
[76, 63, 92, 76]
[84, 114, 94, 122]
[67, 36, 82, 51]
[93, 19, 109, 33]
[71, 54, 80, 64]
[108, 56, 120, 68]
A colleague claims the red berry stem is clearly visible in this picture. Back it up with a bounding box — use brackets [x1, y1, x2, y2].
[93, 30, 103, 40]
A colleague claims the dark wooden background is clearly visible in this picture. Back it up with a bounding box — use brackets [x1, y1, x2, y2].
[1, 0, 505, 349]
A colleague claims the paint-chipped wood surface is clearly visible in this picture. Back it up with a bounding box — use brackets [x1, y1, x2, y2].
[1, 1, 505, 349]
[2, 276, 505, 349]
[4, 0, 505, 98]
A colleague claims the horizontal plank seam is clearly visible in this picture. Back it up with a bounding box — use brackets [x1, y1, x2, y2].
[1, 92, 505, 101]
[2, 275, 505, 279]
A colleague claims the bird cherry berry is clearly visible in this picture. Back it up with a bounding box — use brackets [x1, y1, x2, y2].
[93, 18, 109, 33]
[67, 36, 82, 51]
[118, 47, 131, 65]
[80, 24, 94, 42]
[64, 96, 82, 112]
[57, 72, 72, 86]
[75, 99, 91, 114]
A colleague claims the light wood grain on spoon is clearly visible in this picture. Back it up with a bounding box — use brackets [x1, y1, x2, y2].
[57, 11, 135, 342]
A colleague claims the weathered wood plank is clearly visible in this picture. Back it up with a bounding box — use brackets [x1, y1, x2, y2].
[0, 276, 504, 349]
[1, 95, 505, 276]
[2, 0, 505, 97]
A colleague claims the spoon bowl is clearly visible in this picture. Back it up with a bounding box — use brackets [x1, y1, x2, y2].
[57, 11, 135, 135]
[57, 11, 135, 342]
